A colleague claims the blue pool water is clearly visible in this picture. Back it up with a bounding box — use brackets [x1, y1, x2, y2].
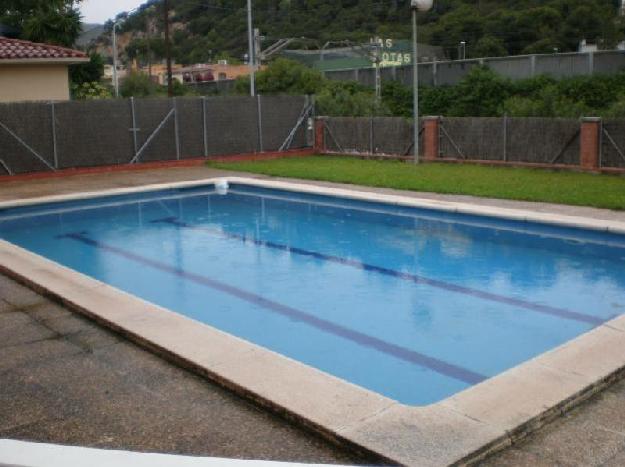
[1, 183, 625, 405]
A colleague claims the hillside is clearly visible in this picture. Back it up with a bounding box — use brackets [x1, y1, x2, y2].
[77, 23, 104, 48]
[96, 0, 624, 66]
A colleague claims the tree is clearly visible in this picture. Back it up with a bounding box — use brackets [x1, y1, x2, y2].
[447, 66, 510, 117]
[88, 0, 623, 64]
[70, 52, 104, 86]
[316, 81, 383, 117]
[472, 36, 507, 58]
[120, 72, 159, 98]
[235, 59, 325, 95]
[502, 86, 590, 117]
[0, 0, 83, 47]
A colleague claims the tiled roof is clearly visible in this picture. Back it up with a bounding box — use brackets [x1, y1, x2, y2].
[0, 37, 87, 61]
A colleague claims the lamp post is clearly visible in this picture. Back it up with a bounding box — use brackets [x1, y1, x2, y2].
[247, 0, 256, 97]
[410, 0, 433, 164]
[163, 0, 173, 97]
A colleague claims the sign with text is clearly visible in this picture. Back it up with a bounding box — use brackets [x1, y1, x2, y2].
[370, 37, 412, 67]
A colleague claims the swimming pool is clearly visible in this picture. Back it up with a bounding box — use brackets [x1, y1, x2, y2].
[1, 180, 624, 406]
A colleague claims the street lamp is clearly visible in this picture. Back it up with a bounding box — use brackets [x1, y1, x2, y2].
[246, 0, 256, 97]
[411, 0, 433, 164]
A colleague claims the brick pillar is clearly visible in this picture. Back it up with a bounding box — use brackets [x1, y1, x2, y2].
[579, 117, 601, 171]
[314, 118, 326, 153]
[423, 116, 441, 161]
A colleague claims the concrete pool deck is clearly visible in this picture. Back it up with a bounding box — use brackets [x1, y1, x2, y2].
[2, 166, 625, 465]
[0, 274, 365, 464]
[4, 274, 625, 466]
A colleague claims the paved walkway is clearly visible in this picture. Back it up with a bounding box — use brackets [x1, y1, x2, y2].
[0, 275, 365, 464]
[2, 166, 625, 466]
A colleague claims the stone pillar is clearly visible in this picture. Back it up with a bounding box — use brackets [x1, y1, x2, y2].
[579, 117, 601, 171]
[423, 116, 441, 161]
[314, 118, 326, 153]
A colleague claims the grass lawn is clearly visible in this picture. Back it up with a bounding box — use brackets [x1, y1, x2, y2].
[208, 156, 625, 210]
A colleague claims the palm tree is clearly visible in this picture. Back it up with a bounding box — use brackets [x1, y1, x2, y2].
[1, 0, 83, 47]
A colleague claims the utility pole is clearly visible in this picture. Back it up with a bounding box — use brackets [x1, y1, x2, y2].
[112, 22, 119, 97]
[146, 12, 152, 79]
[163, 0, 173, 97]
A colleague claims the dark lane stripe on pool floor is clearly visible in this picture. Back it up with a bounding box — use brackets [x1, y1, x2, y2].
[151, 217, 606, 327]
[60, 232, 487, 386]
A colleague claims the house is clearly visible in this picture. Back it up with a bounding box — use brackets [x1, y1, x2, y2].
[0, 37, 88, 103]
[154, 63, 261, 85]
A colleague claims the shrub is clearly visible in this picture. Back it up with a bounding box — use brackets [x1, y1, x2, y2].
[72, 81, 112, 100]
[120, 72, 159, 98]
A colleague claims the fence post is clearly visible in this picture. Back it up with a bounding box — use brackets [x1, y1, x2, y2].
[130, 97, 139, 159]
[256, 94, 264, 153]
[579, 117, 602, 171]
[50, 101, 58, 169]
[202, 96, 208, 157]
[530, 55, 536, 77]
[306, 95, 314, 147]
[503, 114, 508, 162]
[369, 116, 374, 156]
[423, 116, 440, 161]
[173, 97, 180, 160]
[314, 117, 326, 153]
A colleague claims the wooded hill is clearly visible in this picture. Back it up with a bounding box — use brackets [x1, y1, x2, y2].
[99, 0, 624, 66]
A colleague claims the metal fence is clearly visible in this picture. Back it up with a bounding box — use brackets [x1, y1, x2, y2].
[322, 117, 422, 158]
[601, 120, 625, 169]
[0, 95, 311, 175]
[439, 117, 580, 165]
[324, 50, 625, 88]
[319, 116, 625, 168]
[184, 79, 238, 96]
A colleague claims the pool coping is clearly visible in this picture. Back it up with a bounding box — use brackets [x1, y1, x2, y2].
[1, 176, 625, 466]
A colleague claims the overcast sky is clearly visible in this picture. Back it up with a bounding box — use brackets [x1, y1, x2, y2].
[81, 0, 145, 24]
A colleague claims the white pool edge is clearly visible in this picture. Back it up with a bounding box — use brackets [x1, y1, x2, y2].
[1, 177, 625, 466]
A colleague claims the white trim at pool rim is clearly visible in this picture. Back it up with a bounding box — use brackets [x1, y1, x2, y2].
[1, 177, 625, 466]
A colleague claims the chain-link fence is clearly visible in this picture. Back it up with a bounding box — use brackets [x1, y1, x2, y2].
[0, 95, 311, 175]
[601, 120, 625, 169]
[439, 117, 580, 165]
[317, 116, 625, 168]
[322, 117, 422, 158]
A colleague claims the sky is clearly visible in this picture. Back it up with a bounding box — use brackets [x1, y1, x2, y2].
[81, 0, 145, 24]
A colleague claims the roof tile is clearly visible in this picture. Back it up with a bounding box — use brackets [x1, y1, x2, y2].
[0, 37, 87, 61]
